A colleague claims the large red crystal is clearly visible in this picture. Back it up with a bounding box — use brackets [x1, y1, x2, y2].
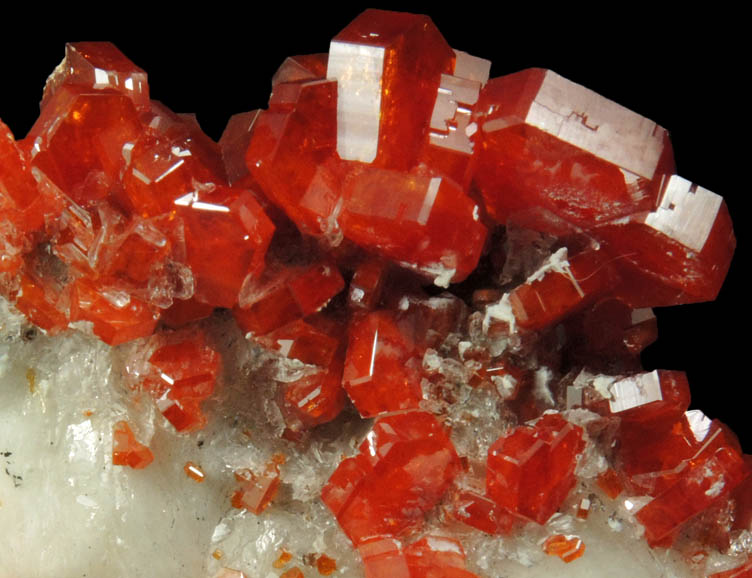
[636, 444, 749, 546]
[342, 310, 422, 417]
[473, 68, 674, 228]
[328, 9, 455, 169]
[246, 79, 338, 238]
[487, 413, 585, 524]
[27, 85, 142, 208]
[339, 165, 486, 284]
[178, 186, 274, 308]
[322, 411, 461, 545]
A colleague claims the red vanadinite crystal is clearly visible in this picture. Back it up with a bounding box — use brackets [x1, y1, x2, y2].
[449, 490, 516, 535]
[596, 468, 624, 499]
[315, 553, 337, 576]
[508, 248, 618, 332]
[487, 413, 585, 524]
[233, 261, 344, 336]
[231, 466, 281, 515]
[342, 310, 422, 417]
[543, 534, 586, 563]
[112, 420, 153, 469]
[636, 445, 749, 547]
[273, 549, 293, 569]
[595, 175, 735, 307]
[339, 164, 486, 284]
[42, 42, 150, 113]
[178, 186, 274, 308]
[232, 455, 285, 514]
[473, 68, 674, 228]
[357, 535, 478, 578]
[70, 278, 159, 345]
[329, 9, 455, 170]
[28, 85, 142, 209]
[322, 411, 461, 545]
[183, 461, 206, 483]
[709, 559, 752, 578]
[246, 79, 338, 238]
[143, 330, 220, 432]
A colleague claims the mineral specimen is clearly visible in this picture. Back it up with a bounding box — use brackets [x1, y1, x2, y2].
[0, 8, 748, 578]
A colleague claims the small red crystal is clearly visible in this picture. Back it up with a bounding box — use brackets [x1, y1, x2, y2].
[183, 461, 206, 483]
[112, 420, 153, 469]
[70, 278, 159, 346]
[231, 465, 281, 515]
[543, 534, 586, 563]
[315, 553, 337, 576]
[143, 330, 220, 432]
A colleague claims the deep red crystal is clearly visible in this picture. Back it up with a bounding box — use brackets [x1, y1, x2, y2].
[322, 411, 461, 545]
[487, 413, 585, 524]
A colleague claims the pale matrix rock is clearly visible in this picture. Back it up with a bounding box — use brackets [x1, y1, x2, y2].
[0, 297, 744, 577]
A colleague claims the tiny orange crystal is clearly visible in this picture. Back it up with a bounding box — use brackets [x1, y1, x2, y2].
[543, 534, 586, 563]
[273, 549, 293, 569]
[316, 553, 337, 576]
[183, 461, 206, 483]
[112, 421, 153, 469]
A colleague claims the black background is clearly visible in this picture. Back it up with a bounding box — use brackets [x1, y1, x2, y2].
[0, 6, 746, 448]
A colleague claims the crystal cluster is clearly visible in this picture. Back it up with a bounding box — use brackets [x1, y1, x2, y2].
[0, 9, 748, 578]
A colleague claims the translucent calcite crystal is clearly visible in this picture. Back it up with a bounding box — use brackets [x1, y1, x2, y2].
[0, 9, 748, 578]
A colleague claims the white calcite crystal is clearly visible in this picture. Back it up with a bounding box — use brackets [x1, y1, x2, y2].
[0, 295, 747, 578]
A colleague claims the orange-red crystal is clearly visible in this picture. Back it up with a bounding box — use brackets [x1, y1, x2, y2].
[112, 420, 153, 469]
[487, 413, 584, 524]
[322, 411, 461, 545]
[543, 534, 586, 563]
